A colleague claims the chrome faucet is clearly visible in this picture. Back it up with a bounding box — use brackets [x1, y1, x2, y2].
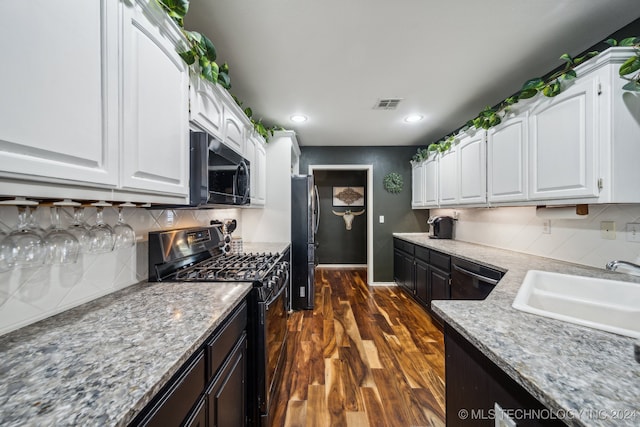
[606, 260, 640, 276]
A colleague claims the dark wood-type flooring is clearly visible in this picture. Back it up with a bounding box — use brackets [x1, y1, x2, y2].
[271, 268, 446, 427]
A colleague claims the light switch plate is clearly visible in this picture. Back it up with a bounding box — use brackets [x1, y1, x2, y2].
[379, 215, 384, 224]
[600, 221, 616, 240]
[542, 220, 551, 234]
[626, 223, 640, 243]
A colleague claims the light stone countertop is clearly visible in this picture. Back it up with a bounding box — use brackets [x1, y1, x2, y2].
[393, 233, 640, 427]
[0, 280, 253, 427]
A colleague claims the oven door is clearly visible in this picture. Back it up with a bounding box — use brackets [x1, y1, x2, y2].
[259, 270, 289, 422]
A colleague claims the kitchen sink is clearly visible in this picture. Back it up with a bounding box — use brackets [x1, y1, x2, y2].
[512, 270, 640, 339]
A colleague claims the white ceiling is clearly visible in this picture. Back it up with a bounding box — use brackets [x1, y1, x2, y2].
[185, 1, 640, 147]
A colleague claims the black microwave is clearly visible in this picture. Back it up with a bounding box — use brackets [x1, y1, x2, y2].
[190, 131, 250, 207]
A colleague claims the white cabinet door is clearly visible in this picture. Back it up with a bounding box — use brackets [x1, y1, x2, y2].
[458, 132, 487, 204]
[423, 156, 439, 207]
[488, 116, 528, 203]
[254, 140, 267, 206]
[223, 109, 246, 155]
[411, 162, 425, 207]
[121, 1, 190, 197]
[438, 148, 458, 205]
[189, 75, 225, 140]
[529, 76, 599, 200]
[0, 0, 119, 186]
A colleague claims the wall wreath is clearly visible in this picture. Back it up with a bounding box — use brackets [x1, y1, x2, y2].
[383, 172, 403, 193]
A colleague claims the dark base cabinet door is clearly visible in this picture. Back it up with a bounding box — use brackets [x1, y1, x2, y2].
[415, 259, 429, 305]
[429, 267, 450, 300]
[207, 333, 247, 427]
[184, 399, 206, 427]
[445, 325, 565, 426]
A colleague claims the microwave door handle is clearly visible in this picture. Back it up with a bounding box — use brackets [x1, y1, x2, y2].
[238, 160, 249, 203]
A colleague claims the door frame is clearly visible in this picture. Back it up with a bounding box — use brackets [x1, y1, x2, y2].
[308, 164, 373, 285]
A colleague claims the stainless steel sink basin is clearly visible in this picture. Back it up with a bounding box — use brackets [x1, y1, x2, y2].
[512, 270, 640, 339]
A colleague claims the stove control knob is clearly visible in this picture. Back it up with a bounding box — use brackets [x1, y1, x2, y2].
[267, 279, 277, 289]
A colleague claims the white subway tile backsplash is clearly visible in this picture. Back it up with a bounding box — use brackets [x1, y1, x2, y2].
[0, 205, 242, 336]
[432, 204, 640, 270]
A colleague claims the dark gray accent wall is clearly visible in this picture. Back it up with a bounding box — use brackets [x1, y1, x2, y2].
[314, 170, 367, 264]
[300, 146, 430, 282]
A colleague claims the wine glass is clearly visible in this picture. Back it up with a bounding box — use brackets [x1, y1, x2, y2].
[113, 204, 136, 250]
[26, 206, 47, 236]
[0, 230, 15, 272]
[44, 205, 80, 265]
[66, 206, 93, 253]
[9, 205, 45, 268]
[89, 202, 115, 254]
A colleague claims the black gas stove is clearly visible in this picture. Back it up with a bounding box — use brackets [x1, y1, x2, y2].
[174, 252, 283, 282]
[147, 226, 290, 426]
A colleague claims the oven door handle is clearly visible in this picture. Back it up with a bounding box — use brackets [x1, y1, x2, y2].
[265, 277, 288, 309]
[452, 264, 500, 286]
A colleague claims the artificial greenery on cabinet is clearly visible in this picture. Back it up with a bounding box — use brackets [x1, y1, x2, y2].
[156, 0, 283, 140]
[412, 37, 640, 162]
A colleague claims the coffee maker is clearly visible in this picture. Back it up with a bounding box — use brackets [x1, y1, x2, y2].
[427, 216, 454, 239]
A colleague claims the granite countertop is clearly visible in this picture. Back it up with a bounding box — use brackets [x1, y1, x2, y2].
[243, 241, 290, 255]
[0, 280, 253, 426]
[393, 233, 640, 427]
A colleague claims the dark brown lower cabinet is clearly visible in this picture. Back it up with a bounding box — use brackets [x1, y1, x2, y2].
[184, 398, 206, 427]
[415, 258, 429, 304]
[430, 267, 450, 300]
[207, 333, 247, 427]
[130, 301, 248, 427]
[445, 325, 565, 426]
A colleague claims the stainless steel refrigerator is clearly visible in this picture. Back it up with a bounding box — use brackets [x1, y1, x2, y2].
[291, 175, 319, 310]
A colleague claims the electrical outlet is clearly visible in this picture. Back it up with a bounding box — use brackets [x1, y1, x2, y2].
[627, 223, 640, 242]
[600, 221, 616, 240]
[379, 215, 385, 224]
[542, 220, 551, 234]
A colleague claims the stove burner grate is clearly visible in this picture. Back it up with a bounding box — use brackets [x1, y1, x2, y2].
[174, 252, 281, 282]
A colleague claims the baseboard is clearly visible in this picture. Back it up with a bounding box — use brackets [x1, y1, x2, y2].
[316, 264, 367, 269]
[370, 282, 397, 287]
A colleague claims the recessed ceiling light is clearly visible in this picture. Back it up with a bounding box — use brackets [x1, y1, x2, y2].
[404, 114, 424, 123]
[290, 114, 308, 123]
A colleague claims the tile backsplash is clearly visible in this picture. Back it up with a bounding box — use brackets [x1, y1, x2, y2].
[0, 205, 241, 336]
[431, 204, 640, 269]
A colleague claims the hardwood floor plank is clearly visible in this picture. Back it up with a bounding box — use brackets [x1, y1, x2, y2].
[283, 400, 307, 427]
[361, 387, 389, 427]
[361, 340, 382, 369]
[326, 358, 348, 427]
[305, 384, 329, 427]
[275, 268, 445, 427]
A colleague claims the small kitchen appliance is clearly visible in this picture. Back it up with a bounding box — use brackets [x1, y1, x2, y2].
[427, 216, 454, 239]
[188, 131, 251, 207]
[148, 226, 290, 426]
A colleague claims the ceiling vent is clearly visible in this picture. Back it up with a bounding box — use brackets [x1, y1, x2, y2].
[373, 98, 402, 110]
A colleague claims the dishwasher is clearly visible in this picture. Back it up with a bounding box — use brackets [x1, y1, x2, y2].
[450, 257, 504, 300]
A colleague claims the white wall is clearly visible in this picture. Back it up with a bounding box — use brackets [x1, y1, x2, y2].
[0, 205, 241, 336]
[430, 204, 640, 269]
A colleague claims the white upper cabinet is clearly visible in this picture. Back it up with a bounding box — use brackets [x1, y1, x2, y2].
[411, 155, 439, 209]
[488, 115, 528, 203]
[528, 74, 598, 201]
[121, 0, 190, 197]
[458, 131, 487, 205]
[252, 136, 267, 206]
[438, 148, 458, 206]
[411, 161, 425, 208]
[189, 75, 225, 140]
[223, 108, 247, 155]
[0, 0, 119, 187]
[423, 155, 439, 207]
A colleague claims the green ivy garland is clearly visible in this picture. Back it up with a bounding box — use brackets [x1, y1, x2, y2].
[383, 173, 403, 194]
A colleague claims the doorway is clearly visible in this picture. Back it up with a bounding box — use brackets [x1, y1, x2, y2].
[308, 164, 373, 285]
